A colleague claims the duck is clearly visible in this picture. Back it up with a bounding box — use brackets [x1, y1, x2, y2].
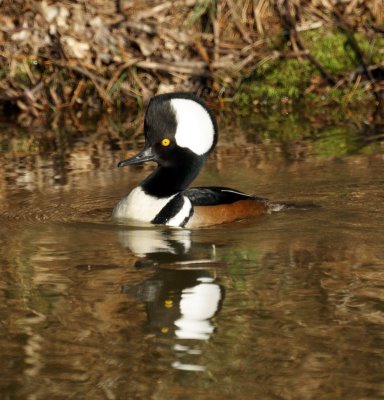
[113, 92, 278, 228]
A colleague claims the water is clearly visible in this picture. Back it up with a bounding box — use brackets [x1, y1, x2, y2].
[1, 115, 384, 399]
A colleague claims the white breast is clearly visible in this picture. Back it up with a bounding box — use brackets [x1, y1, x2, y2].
[113, 187, 173, 223]
[113, 186, 192, 227]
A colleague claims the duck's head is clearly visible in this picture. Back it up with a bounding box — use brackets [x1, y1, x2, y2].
[118, 92, 218, 170]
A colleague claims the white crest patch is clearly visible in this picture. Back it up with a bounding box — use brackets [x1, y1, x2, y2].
[171, 99, 215, 155]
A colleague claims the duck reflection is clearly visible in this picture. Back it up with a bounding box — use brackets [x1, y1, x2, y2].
[119, 227, 224, 372]
[117, 227, 192, 262]
[117, 225, 223, 265]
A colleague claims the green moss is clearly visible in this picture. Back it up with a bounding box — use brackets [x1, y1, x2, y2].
[235, 28, 378, 109]
[349, 31, 383, 65]
[303, 29, 384, 73]
[303, 30, 358, 73]
[242, 58, 314, 103]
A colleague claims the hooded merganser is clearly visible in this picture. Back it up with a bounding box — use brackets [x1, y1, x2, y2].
[113, 92, 274, 228]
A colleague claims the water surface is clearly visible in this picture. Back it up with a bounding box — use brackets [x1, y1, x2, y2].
[0, 114, 384, 399]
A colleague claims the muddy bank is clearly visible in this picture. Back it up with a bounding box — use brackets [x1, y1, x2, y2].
[0, 0, 383, 119]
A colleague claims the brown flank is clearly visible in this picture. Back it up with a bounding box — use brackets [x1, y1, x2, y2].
[187, 200, 269, 228]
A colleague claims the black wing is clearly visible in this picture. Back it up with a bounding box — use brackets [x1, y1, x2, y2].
[184, 187, 267, 206]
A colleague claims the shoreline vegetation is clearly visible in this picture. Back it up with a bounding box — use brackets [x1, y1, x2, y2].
[0, 0, 383, 122]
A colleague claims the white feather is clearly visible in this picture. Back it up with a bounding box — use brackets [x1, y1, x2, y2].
[171, 98, 215, 155]
[221, 188, 254, 198]
[113, 187, 176, 223]
[167, 196, 192, 227]
[113, 187, 193, 227]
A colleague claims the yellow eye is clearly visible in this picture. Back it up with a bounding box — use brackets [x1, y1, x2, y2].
[161, 138, 170, 147]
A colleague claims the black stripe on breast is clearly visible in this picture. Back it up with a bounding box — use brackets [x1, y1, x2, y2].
[184, 187, 266, 206]
[151, 193, 192, 226]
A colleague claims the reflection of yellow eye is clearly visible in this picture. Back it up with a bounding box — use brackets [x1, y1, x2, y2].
[164, 299, 173, 308]
[161, 138, 170, 147]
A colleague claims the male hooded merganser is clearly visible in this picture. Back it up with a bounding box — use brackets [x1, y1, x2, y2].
[113, 92, 276, 228]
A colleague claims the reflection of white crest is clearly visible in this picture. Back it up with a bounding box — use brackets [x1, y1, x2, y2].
[174, 277, 221, 340]
[118, 228, 191, 257]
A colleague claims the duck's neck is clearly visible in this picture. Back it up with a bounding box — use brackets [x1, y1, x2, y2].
[141, 158, 205, 198]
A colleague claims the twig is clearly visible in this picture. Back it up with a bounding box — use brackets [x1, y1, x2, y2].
[124, 20, 157, 35]
[253, 0, 268, 35]
[226, 0, 252, 44]
[45, 60, 112, 105]
[343, 74, 362, 104]
[135, 2, 173, 19]
[70, 79, 86, 106]
[106, 60, 140, 94]
[194, 35, 211, 65]
[296, 21, 323, 32]
[136, 60, 210, 77]
[130, 68, 150, 101]
[212, 1, 221, 63]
